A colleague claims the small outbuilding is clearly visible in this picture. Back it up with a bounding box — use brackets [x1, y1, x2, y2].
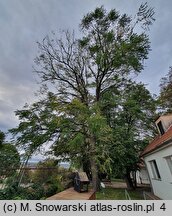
[74, 172, 90, 193]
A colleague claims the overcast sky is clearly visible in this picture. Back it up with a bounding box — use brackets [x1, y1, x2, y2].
[0, 0, 172, 135]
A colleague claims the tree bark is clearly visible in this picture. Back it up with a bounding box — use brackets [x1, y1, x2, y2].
[82, 156, 91, 180]
[124, 171, 135, 190]
[90, 156, 100, 192]
[89, 134, 100, 192]
[133, 171, 137, 188]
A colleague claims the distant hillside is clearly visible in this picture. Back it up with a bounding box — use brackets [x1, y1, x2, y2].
[59, 162, 70, 169]
[27, 160, 70, 169]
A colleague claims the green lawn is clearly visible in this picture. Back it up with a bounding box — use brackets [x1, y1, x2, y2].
[96, 188, 144, 200]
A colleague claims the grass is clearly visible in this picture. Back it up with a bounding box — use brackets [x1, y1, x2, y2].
[96, 188, 144, 200]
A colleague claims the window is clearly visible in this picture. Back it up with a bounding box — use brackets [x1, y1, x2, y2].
[165, 155, 172, 175]
[157, 121, 165, 135]
[149, 160, 161, 180]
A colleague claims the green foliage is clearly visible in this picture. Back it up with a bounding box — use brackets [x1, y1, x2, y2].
[0, 131, 5, 145]
[159, 66, 172, 113]
[80, 5, 153, 81]
[0, 131, 20, 179]
[0, 178, 63, 200]
[9, 94, 62, 155]
[10, 5, 155, 191]
[0, 171, 64, 200]
[137, 3, 155, 30]
[96, 188, 144, 200]
[0, 183, 45, 200]
[32, 158, 59, 184]
[99, 81, 157, 179]
[101, 82, 157, 177]
[0, 180, 19, 200]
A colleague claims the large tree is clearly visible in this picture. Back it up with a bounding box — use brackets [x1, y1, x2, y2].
[10, 4, 155, 191]
[100, 82, 157, 188]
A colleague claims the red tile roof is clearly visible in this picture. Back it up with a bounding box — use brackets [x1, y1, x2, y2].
[141, 125, 172, 156]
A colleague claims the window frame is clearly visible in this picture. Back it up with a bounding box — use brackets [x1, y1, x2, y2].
[157, 120, 165, 135]
[165, 155, 172, 175]
[149, 159, 161, 180]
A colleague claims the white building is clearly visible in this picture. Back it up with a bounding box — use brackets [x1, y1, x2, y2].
[141, 115, 172, 200]
[136, 164, 150, 185]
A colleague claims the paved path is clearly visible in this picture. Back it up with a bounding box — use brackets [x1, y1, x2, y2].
[47, 187, 95, 200]
[104, 182, 127, 188]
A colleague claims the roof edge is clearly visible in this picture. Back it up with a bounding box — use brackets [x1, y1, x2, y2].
[141, 138, 172, 157]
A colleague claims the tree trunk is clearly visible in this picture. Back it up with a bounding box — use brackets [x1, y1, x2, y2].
[133, 171, 137, 188]
[90, 156, 100, 192]
[82, 157, 91, 180]
[88, 134, 100, 192]
[124, 171, 135, 190]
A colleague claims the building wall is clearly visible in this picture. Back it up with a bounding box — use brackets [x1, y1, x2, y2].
[156, 115, 172, 132]
[136, 168, 150, 185]
[144, 145, 172, 200]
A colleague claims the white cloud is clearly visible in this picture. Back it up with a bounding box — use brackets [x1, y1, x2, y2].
[0, 0, 172, 133]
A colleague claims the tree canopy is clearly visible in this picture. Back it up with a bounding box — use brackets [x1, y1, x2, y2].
[10, 4, 155, 191]
[100, 82, 156, 187]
